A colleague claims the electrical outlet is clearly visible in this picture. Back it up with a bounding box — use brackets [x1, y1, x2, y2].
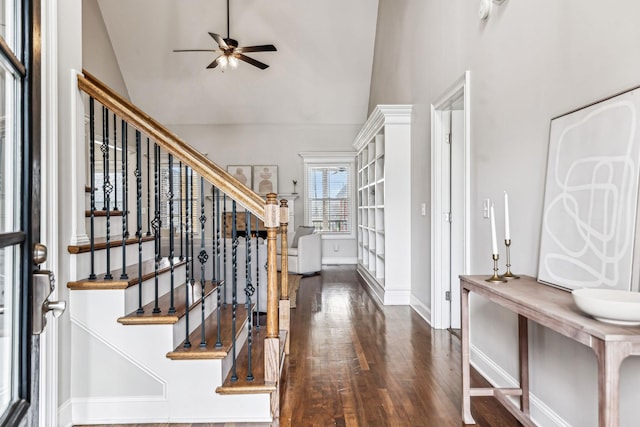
[421, 203, 426, 216]
[333, 244, 340, 252]
[483, 199, 490, 219]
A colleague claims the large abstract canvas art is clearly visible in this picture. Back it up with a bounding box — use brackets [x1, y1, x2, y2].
[538, 87, 640, 291]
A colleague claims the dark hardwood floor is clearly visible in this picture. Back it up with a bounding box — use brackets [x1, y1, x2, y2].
[77, 266, 520, 427]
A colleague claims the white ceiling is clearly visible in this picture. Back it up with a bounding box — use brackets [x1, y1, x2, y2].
[97, 0, 379, 126]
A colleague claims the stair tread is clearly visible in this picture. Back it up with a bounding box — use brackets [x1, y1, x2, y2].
[67, 257, 187, 290]
[118, 280, 220, 325]
[215, 328, 286, 394]
[166, 303, 251, 360]
[67, 234, 155, 254]
[85, 209, 124, 217]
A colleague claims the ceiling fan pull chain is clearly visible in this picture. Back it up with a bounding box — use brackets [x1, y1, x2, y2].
[227, 0, 230, 40]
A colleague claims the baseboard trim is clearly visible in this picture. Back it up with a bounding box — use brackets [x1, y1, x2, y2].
[383, 289, 410, 305]
[322, 257, 357, 265]
[356, 266, 384, 305]
[410, 295, 432, 326]
[470, 344, 570, 427]
[71, 396, 169, 424]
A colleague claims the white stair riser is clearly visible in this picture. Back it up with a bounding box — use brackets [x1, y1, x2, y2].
[171, 288, 218, 348]
[71, 240, 155, 280]
[85, 215, 125, 240]
[123, 263, 187, 314]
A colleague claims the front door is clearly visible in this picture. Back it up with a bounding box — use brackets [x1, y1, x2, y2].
[0, 0, 42, 425]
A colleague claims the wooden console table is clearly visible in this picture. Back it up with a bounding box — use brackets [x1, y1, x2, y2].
[460, 275, 640, 427]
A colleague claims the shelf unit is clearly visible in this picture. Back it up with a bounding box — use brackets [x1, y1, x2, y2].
[353, 105, 412, 305]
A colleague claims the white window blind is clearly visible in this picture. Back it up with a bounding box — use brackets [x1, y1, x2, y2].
[306, 164, 352, 233]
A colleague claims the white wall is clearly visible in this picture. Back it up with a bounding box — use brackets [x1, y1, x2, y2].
[82, 0, 130, 99]
[168, 123, 360, 263]
[370, 1, 640, 425]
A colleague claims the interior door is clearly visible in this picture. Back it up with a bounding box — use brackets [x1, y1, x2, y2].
[0, 0, 43, 425]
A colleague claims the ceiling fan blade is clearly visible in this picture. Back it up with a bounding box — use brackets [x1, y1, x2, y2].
[207, 56, 222, 69]
[238, 44, 277, 53]
[236, 54, 269, 70]
[173, 49, 219, 52]
[209, 32, 229, 49]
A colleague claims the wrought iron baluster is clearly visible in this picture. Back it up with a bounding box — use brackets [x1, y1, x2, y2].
[199, 176, 208, 348]
[223, 193, 227, 307]
[214, 187, 222, 348]
[152, 144, 161, 314]
[255, 215, 260, 321]
[88, 97, 96, 280]
[183, 166, 192, 348]
[146, 137, 151, 236]
[135, 131, 143, 314]
[190, 170, 195, 287]
[113, 113, 118, 211]
[245, 210, 254, 381]
[231, 201, 238, 382]
[102, 106, 113, 280]
[120, 119, 128, 279]
[179, 162, 184, 260]
[168, 154, 176, 314]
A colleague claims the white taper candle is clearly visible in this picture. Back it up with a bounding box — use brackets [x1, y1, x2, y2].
[504, 191, 510, 241]
[490, 204, 498, 255]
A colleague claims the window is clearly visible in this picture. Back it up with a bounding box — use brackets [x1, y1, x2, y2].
[300, 152, 356, 236]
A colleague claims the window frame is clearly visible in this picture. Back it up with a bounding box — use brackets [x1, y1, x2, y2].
[300, 151, 356, 240]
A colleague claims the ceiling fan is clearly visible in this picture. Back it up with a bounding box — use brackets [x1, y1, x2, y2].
[173, 0, 277, 71]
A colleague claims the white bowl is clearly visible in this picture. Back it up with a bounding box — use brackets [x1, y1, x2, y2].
[572, 288, 640, 326]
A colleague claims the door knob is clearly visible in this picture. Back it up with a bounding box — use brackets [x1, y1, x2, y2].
[44, 300, 66, 318]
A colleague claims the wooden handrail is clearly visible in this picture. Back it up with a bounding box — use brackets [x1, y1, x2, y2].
[78, 70, 265, 219]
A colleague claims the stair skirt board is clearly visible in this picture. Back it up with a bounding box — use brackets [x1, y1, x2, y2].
[70, 293, 271, 423]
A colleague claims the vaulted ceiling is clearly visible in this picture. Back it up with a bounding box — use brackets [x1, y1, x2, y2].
[97, 0, 379, 126]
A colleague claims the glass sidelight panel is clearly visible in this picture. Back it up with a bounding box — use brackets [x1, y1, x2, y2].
[0, 244, 19, 417]
[0, 59, 19, 234]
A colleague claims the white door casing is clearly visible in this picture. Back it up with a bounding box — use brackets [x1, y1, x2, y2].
[430, 71, 471, 330]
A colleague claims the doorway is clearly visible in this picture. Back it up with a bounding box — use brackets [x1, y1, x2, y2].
[430, 71, 470, 330]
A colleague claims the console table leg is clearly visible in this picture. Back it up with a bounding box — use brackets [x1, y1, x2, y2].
[593, 340, 630, 427]
[518, 315, 530, 414]
[461, 287, 475, 424]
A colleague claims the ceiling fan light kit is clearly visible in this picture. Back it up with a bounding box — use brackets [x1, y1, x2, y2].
[173, 0, 276, 71]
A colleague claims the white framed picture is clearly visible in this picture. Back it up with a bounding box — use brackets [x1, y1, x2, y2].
[227, 165, 252, 188]
[253, 165, 278, 195]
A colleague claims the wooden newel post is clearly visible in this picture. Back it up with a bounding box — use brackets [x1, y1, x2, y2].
[280, 200, 289, 299]
[264, 193, 280, 386]
[279, 199, 290, 354]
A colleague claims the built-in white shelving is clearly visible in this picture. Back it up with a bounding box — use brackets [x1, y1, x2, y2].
[353, 105, 412, 305]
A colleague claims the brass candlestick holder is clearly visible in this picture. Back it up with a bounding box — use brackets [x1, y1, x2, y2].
[501, 239, 520, 280]
[486, 253, 507, 283]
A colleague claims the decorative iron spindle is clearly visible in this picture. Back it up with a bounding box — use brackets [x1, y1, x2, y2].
[190, 170, 196, 286]
[255, 215, 260, 320]
[245, 210, 255, 381]
[88, 97, 96, 280]
[146, 137, 151, 236]
[199, 176, 208, 348]
[123, 123, 129, 238]
[214, 187, 222, 348]
[102, 106, 113, 280]
[222, 193, 227, 307]
[179, 162, 184, 260]
[135, 131, 144, 314]
[183, 166, 192, 348]
[231, 201, 238, 382]
[168, 154, 176, 314]
[120, 119, 128, 279]
[113, 113, 118, 211]
[152, 144, 161, 314]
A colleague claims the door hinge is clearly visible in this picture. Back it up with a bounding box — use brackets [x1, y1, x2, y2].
[444, 212, 452, 223]
[445, 133, 451, 144]
[445, 291, 451, 301]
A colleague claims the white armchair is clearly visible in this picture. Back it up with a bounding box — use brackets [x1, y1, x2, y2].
[277, 226, 322, 275]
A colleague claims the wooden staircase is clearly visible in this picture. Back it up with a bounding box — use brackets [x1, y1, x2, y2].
[65, 70, 289, 424]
